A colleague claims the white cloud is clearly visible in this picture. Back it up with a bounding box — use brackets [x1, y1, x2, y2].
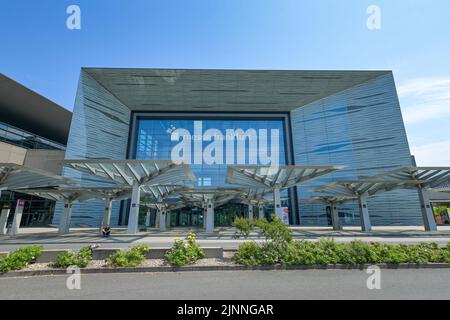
[398, 76, 450, 166]
[411, 140, 450, 166]
[397, 77, 450, 124]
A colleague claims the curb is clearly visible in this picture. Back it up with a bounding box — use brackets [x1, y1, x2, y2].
[1, 247, 225, 263]
[2, 263, 450, 278]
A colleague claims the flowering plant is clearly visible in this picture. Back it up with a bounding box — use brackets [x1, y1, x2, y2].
[165, 232, 204, 266]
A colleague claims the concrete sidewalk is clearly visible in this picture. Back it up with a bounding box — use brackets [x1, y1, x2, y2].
[0, 226, 449, 252]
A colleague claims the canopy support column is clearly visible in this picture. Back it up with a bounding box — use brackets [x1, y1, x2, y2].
[145, 208, 151, 227]
[155, 209, 160, 228]
[273, 188, 282, 220]
[248, 205, 254, 220]
[166, 209, 171, 229]
[10, 199, 25, 236]
[101, 198, 113, 229]
[0, 208, 10, 235]
[59, 201, 73, 235]
[127, 183, 141, 234]
[0, 189, 9, 235]
[330, 204, 342, 231]
[358, 193, 371, 232]
[159, 207, 166, 232]
[258, 204, 264, 219]
[206, 199, 215, 233]
[418, 187, 437, 231]
[203, 205, 207, 229]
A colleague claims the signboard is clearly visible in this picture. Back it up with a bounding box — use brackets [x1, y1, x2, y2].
[17, 199, 25, 208]
[169, 120, 280, 166]
[281, 207, 289, 225]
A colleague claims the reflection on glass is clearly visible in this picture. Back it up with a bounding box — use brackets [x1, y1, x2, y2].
[135, 118, 290, 226]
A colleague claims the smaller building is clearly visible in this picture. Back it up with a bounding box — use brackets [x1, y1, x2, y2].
[0, 73, 72, 226]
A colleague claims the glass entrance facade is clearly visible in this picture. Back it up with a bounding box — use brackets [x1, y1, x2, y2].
[132, 115, 292, 226]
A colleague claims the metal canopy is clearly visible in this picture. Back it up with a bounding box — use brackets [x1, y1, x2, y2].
[62, 159, 196, 187]
[237, 188, 273, 205]
[14, 187, 132, 203]
[310, 195, 358, 205]
[146, 203, 183, 211]
[180, 187, 274, 207]
[314, 179, 424, 197]
[226, 165, 344, 189]
[140, 186, 194, 212]
[433, 184, 450, 193]
[0, 163, 73, 191]
[179, 188, 244, 207]
[142, 199, 192, 211]
[144, 187, 272, 209]
[17, 185, 192, 205]
[370, 167, 450, 189]
[91, 187, 133, 201]
[312, 167, 450, 233]
[140, 185, 192, 200]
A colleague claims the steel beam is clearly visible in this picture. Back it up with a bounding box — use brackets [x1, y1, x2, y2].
[101, 198, 113, 228]
[127, 183, 141, 234]
[0, 208, 10, 235]
[206, 199, 215, 233]
[330, 204, 342, 231]
[59, 201, 73, 235]
[358, 193, 372, 232]
[417, 187, 438, 231]
[273, 188, 282, 220]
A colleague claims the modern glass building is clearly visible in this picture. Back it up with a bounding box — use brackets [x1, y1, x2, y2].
[55, 68, 423, 227]
[0, 73, 71, 227]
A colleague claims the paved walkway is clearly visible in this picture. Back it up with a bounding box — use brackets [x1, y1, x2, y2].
[1, 226, 449, 251]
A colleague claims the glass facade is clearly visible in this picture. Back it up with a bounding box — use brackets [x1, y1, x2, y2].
[0, 120, 66, 150]
[133, 116, 291, 226]
[0, 191, 56, 227]
[136, 118, 287, 186]
[0, 121, 65, 227]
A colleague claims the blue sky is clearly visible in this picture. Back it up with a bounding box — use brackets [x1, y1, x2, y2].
[0, 0, 449, 165]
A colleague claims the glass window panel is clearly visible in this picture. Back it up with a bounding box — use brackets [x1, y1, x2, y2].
[135, 117, 287, 187]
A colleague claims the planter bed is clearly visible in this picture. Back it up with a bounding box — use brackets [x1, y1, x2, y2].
[2, 259, 450, 278]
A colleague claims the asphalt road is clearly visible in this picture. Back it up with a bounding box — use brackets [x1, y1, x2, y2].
[1, 269, 449, 300]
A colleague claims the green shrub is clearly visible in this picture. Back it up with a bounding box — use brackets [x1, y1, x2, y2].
[234, 241, 261, 266]
[255, 217, 293, 243]
[234, 217, 294, 265]
[165, 232, 205, 266]
[234, 240, 450, 266]
[259, 241, 289, 265]
[436, 244, 450, 263]
[107, 244, 150, 268]
[50, 246, 95, 268]
[233, 217, 254, 238]
[279, 240, 341, 265]
[0, 245, 42, 273]
[310, 239, 341, 265]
